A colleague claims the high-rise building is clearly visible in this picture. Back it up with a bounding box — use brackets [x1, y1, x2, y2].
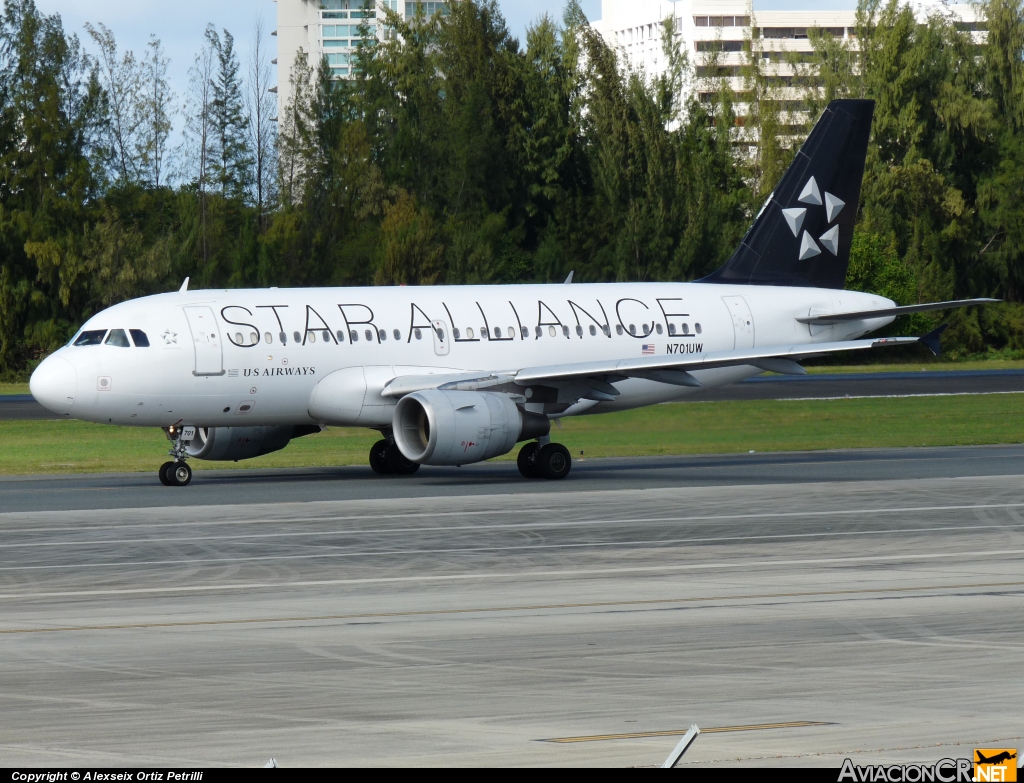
[273, 1, 452, 117]
[591, 0, 983, 109]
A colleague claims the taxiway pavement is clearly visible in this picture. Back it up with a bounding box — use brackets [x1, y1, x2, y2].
[0, 450, 1022, 766]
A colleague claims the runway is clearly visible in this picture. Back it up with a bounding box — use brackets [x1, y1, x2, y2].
[1, 449, 1022, 766]
[5, 369, 1024, 419]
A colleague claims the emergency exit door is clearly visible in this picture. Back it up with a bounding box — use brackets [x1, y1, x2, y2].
[183, 306, 224, 376]
[721, 296, 755, 350]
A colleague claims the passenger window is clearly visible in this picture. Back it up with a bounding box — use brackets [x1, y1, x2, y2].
[414, 328, 422, 340]
[494, 327, 502, 338]
[466, 327, 475, 339]
[322, 330, 330, 342]
[378, 329, 387, 342]
[293, 331, 301, 343]
[682, 324, 690, 335]
[336, 330, 345, 343]
[562, 325, 569, 337]
[481, 327, 488, 338]
[695, 323, 702, 334]
[548, 326, 556, 337]
[393, 329, 401, 340]
[535, 326, 542, 338]
[105, 329, 130, 347]
[453, 328, 461, 339]
[603, 325, 611, 336]
[350, 330, 359, 342]
[364, 329, 373, 342]
[521, 326, 528, 338]
[655, 323, 663, 335]
[629, 324, 636, 335]
[264, 332, 273, 344]
[668, 323, 677, 335]
[308, 332, 316, 344]
[280, 331, 288, 345]
[616, 324, 624, 336]
[74, 330, 107, 346]
[129, 329, 150, 347]
[589, 325, 597, 336]
[642, 324, 650, 336]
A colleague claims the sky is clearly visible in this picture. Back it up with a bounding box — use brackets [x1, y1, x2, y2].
[34, 0, 856, 133]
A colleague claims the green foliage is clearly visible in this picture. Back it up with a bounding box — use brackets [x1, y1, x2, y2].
[4, 0, 1024, 373]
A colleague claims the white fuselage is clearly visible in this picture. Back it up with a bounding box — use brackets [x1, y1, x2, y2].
[30, 282, 894, 428]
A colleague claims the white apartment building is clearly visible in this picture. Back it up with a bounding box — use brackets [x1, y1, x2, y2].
[273, 0, 451, 118]
[592, 0, 983, 108]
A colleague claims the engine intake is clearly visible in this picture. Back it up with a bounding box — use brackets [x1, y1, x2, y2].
[185, 425, 317, 461]
[393, 390, 549, 466]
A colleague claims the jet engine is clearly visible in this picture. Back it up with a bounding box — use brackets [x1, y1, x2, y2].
[393, 390, 549, 466]
[184, 425, 319, 461]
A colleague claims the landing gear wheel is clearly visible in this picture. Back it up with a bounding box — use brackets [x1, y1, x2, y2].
[537, 443, 571, 480]
[169, 461, 192, 486]
[386, 444, 420, 475]
[517, 442, 541, 479]
[158, 461, 175, 486]
[369, 440, 390, 474]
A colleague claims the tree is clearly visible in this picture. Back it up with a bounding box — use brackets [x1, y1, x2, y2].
[137, 36, 173, 189]
[85, 22, 143, 183]
[246, 16, 276, 231]
[207, 26, 251, 199]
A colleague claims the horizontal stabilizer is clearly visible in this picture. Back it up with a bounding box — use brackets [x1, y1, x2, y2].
[796, 298, 998, 324]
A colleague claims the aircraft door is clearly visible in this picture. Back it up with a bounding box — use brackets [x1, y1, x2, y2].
[722, 296, 755, 350]
[431, 319, 450, 356]
[183, 306, 225, 376]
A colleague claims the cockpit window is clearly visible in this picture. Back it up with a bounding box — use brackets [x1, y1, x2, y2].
[129, 329, 150, 347]
[105, 329, 131, 347]
[73, 330, 107, 346]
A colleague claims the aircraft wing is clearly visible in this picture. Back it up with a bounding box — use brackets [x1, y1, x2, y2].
[382, 330, 938, 400]
[513, 335, 920, 387]
[796, 298, 997, 324]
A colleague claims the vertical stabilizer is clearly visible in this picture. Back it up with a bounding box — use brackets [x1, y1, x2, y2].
[702, 100, 874, 289]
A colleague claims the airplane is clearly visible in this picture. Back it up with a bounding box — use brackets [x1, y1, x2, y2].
[976, 752, 1017, 765]
[29, 99, 996, 486]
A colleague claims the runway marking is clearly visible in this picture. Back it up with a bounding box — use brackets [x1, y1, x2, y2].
[540, 721, 834, 743]
[777, 391, 1024, 402]
[2, 520, 1023, 552]
[4, 500, 1024, 539]
[1, 580, 1021, 632]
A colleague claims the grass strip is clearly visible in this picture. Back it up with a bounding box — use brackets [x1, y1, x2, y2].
[1, 393, 1022, 476]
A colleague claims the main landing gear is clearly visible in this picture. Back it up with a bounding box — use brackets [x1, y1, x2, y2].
[517, 441, 572, 480]
[369, 439, 421, 476]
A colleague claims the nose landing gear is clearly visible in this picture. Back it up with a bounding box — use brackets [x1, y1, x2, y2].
[159, 426, 194, 486]
[159, 460, 193, 486]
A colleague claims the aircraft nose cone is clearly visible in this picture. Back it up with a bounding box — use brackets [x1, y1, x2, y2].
[30, 355, 77, 415]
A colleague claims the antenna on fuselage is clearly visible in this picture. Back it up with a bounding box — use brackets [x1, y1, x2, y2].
[179, 277, 189, 293]
[563, 271, 574, 284]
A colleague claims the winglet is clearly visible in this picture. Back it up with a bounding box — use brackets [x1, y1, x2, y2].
[919, 323, 949, 357]
[179, 277, 190, 293]
[563, 271, 574, 284]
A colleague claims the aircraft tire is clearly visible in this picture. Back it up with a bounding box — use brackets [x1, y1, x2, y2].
[386, 444, 421, 475]
[369, 440, 391, 474]
[517, 442, 541, 478]
[158, 461, 175, 486]
[170, 461, 192, 486]
[537, 443, 571, 480]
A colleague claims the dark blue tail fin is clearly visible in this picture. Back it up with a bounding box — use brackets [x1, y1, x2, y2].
[702, 99, 874, 289]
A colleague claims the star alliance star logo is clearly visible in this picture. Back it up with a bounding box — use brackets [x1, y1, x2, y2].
[781, 176, 844, 261]
[162, 329, 178, 345]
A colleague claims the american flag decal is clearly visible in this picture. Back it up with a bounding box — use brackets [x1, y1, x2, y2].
[642, 344, 656, 355]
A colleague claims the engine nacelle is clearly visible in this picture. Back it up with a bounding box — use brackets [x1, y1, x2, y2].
[185, 425, 312, 461]
[393, 390, 549, 466]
